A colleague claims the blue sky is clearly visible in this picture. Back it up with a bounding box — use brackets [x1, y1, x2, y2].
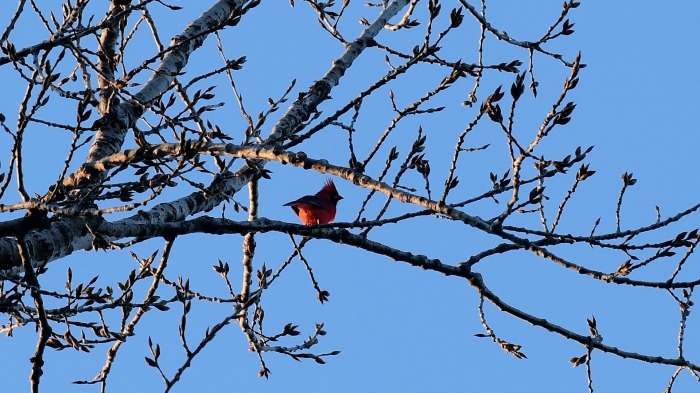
[1, 1, 700, 392]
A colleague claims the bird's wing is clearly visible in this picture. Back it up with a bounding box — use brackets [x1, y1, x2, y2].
[283, 195, 328, 208]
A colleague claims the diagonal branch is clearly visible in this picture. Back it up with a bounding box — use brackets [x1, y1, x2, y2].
[468, 271, 700, 371]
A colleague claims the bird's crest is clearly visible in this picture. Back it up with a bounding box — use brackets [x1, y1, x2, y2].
[318, 178, 343, 202]
[321, 178, 338, 194]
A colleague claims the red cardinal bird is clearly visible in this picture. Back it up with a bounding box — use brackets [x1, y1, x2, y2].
[284, 179, 343, 225]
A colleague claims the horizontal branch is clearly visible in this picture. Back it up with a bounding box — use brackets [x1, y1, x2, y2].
[99, 216, 460, 275]
[55, 141, 493, 227]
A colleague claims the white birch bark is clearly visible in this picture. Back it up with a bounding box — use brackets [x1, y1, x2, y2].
[0, 0, 411, 271]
